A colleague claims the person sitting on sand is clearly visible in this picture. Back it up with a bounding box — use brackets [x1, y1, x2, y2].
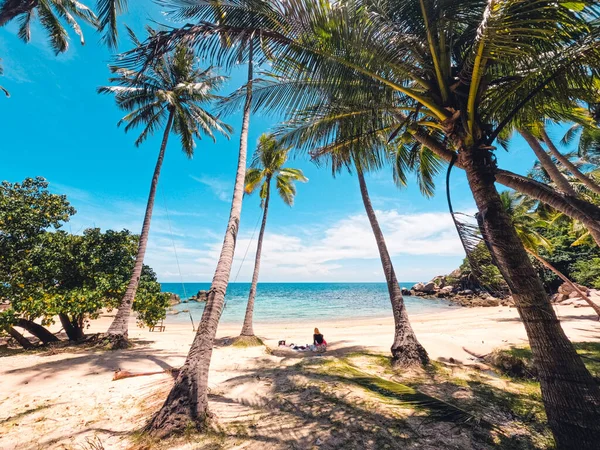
[313, 328, 327, 352]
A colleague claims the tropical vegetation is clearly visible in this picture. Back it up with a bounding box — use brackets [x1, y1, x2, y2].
[4, 0, 600, 448]
[0, 177, 169, 348]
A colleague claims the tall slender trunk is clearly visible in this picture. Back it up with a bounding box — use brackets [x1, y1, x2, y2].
[15, 319, 59, 344]
[0, 0, 37, 26]
[411, 129, 600, 244]
[520, 129, 578, 197]
[540, 128, 600, 197]
[461, 144, 600, 449]
[240, 178, 270, 337]
[527, 249, 600, 319]
[149, 43, 254, 436]
[356, 168, 428, 366]
[107, 110, 175, 340]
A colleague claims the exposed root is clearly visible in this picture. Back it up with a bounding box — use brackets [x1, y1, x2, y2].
[231, 335, 264, 348]
[96, 333, 132, 350]
[392, 343, 430, 368]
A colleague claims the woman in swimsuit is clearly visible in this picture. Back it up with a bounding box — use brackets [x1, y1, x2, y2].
[313, 327, 327, 352]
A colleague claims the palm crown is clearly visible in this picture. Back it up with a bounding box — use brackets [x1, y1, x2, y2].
[244, 134, 307, 206]
[0, 0, 126, 54]
[98, 28, 232, 151]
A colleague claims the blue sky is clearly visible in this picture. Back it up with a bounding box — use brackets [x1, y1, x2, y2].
[0, 3, 569, 282]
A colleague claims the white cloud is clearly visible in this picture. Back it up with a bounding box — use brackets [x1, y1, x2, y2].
[148, 209, 466, 282]
[190, 175, 232, 202]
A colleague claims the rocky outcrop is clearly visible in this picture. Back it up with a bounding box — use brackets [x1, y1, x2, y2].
[167, 293, 181, 306]
[188, 290, 210, 302]
[408, 274, 513, 307]
[551, 282, 595, 307]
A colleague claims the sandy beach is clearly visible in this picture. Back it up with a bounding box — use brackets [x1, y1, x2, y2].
[1, 305, 599, 449]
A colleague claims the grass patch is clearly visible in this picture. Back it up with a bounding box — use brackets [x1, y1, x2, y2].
[302, 357, 488, 428]
[491, 342, 600, 380]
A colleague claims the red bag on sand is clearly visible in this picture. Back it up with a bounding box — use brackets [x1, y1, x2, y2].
[323, 339, 327, 346]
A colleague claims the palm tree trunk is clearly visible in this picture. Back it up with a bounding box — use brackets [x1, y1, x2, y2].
[519, 129, 578, 197]
[8, 326, 33, 349]
[411, 129, 600, 245]
[16, 318, 59, 344]
[107, 110, 175, 342]
[356, 168, 428, 367]
[461, 144, 600, 449]
[240, 179, 270, 337]
[148, 43, 254, 436]
[540, 128, 600, 197]
[527, 249, 600, 319]
[0, 0, 37, 26]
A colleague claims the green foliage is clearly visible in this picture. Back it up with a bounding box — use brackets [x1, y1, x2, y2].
[244, 134, 308, 207]
[571, 258, 600, 289]
[0, 178, 168, 341]
[459, 242, 506, 291]
[98, 31, 232, 152]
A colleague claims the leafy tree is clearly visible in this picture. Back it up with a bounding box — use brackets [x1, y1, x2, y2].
[98, 30, 231, 346]
[237, 134, 307, 342]
[0, 178, 169, 348]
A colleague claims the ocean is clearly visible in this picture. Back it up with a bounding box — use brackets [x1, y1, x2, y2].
[161, 282, 456, 324]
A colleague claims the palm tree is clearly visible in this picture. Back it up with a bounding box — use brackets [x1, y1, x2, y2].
[0, 0, 123, 53]
[147, 38, 256, 435]
[500, 191, 600, 318]
[236, 134, 307, 343]
[130, 1, 600, 443]
[98, 30, 231, 346]
[276, 97, 437, 367]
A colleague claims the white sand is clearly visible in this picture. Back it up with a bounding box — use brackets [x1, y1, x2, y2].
[1, 305, 598, 449]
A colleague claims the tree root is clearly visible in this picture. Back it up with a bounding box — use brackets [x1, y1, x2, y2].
[95, 333, 132, 350]
[232, 335, 264, 348]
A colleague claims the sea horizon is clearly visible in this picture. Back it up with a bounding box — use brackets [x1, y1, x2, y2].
[161, 281, 455, 324]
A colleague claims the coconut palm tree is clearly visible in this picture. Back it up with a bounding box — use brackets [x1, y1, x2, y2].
[275, 95, 438, 366]
[129, 1, 600, 444]
[500, 191, 600, 318]
[98, 30, 232, 346]
[236, 134, 307, 343]
[147, 37, 256, 435]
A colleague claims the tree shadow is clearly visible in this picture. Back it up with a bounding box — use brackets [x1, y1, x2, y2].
[2, 347, 181, 385]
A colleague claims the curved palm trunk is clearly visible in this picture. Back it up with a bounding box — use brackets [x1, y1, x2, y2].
[540, 128, 600, 197]
[357, 168, 428, 366]
[411, 130, 600, 244]
[527, 249, 600, 319]
[16, 318, 59, 344]
[8, 327, 33, 349]
[149, 44, 254, 436]
[519, 129, 578, 197]
[240, 179, 270, 337]
[461, 145, 600, 449]
[0, 0, 37, 26]
[107, 110, 175, 340]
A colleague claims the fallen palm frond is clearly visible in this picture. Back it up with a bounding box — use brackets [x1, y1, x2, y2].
[112, 368, 179, 381]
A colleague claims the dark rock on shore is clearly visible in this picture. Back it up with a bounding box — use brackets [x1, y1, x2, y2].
[409, 270, 514, 308]
[189, 290, 210, 302]
[167, 293, 181, 306]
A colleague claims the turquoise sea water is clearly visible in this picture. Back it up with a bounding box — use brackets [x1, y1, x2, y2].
[161, 282, 456, 324]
